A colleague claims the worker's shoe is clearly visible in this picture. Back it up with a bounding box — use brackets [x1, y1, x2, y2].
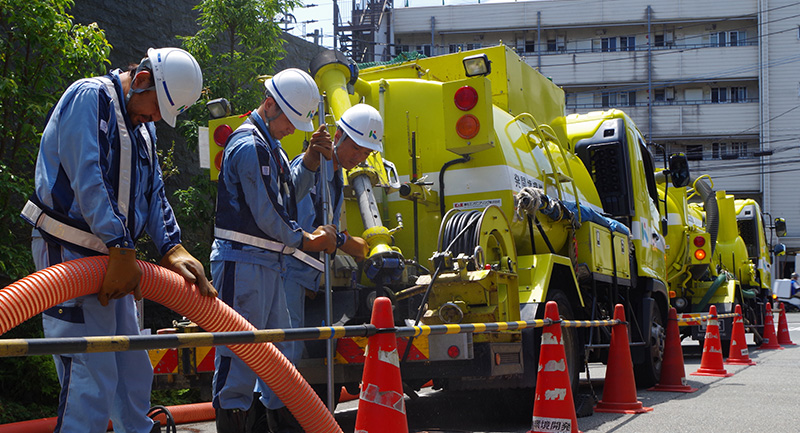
[266, 407, 303, 433]
[215, 407, 250, 433]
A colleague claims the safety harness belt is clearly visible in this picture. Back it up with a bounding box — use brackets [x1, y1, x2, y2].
[214, 227, 324, 272]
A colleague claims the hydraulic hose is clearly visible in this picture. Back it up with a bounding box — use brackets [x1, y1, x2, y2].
[0, 257, 342, 433]
[692, 176, 718, 257]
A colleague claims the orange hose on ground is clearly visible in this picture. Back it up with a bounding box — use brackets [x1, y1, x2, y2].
[0, 257, 342, 433]
[0, 403, 216, 433]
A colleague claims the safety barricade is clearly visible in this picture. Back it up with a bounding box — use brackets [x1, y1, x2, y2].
[2, 299, 762, 433]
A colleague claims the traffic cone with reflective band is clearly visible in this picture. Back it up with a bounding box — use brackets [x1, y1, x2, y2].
[594, 304, 653, 414]
[528, 301, 581, 433]
[691, 305, 734, 377]
[725, 304, 756, 366]
[354, 297, 408, 433]
[777, 303, 796, 346]
[649, 307, 697, 392]
[759, 302, 783, 350]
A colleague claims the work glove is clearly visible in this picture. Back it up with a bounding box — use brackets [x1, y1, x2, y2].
[99, 246, 143, 307]
[160, 244, 218, 298]
[302, 125, 333, 171]
[301, 225, 338, 254]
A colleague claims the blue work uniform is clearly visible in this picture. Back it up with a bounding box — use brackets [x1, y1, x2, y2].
[281, 157, 344, 363]
[211, 111, 318, 412]
[21, 70, 180, 433]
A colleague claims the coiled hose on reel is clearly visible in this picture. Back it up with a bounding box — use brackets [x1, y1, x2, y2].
[441, 210, 481, 258]
[0, 257, 342, 433]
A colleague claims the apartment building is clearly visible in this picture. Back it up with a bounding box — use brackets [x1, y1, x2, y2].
[376, 0, 800, 254]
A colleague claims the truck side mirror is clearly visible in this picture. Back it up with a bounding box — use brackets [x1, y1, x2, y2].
[775, 218, 787, 237]
[774, 243, 786, 256]
[668, 153, 690, 188]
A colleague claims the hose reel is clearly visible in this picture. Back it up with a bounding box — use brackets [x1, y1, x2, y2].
[434, 205, 517, 273]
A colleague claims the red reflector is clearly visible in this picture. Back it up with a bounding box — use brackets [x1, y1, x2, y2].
[447, 345, 460, 359]
[214, 151, 224, 171]
[693, 236, 706, 247]
[214, 124, 233, 146]
[454, 86, 479, 111]
[695, 249, 706, 260]
[456, 114, 480, 139]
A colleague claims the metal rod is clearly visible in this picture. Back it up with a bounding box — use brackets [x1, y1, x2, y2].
[319, 95, 335, 414]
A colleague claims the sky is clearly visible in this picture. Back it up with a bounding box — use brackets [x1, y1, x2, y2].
[281, 0, 518, 48]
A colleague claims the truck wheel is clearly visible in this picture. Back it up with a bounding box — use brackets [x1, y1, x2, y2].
[546, 289, 581, 399]
[633, 301, 665, 388]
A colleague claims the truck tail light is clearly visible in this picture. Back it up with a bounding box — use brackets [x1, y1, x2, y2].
[456, 114, 480, 139]
[693, 236, 706, 248]
[694, 249, 706, 260]
[454, 86, 479, 111]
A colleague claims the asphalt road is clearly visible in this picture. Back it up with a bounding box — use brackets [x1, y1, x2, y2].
[170, 311, 800, 433]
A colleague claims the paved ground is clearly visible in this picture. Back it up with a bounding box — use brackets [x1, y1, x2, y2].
[169, 311, 800, 433]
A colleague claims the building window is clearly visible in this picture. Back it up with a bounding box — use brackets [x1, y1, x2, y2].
[602, 92, 617, 108]
[547, 39, 557, 51]
[601, 37, 617, 52]
[710, 31, 726, 47]
[620, 36, 635, 51]
[728, 31, 746, 46]
[686, 145, 704, 161]
[525, 40, 536, 53]
[396, 45, 410, 55]
[466, 43, 482, 50]
[730, 86, 747, 102]
[731, 142, 748, 157]
[449, 44, 463, 53]
[654, 88, 665, 102]
[416, 44, 431, 56]
[712, 143, 726, 159]
[711, 87, 728, 103]
[619, 91, 636, 106]
[654, 34, 665, 47]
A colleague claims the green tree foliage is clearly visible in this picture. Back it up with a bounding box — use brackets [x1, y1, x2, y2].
[0, 0, 112, 280]
[0, 0, 111, 422]
[169, 0, 299, 267]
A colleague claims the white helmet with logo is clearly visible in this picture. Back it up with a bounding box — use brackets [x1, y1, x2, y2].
[264, 68, 319, 132]
[336, 104, 383, 152]
[147, 47, 203, 127]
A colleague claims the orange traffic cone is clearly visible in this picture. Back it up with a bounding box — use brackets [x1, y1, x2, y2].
[594, 304, 653, 414]
[355, 297, 408, 433]
[691, 305, 734, 377]
[759, 302, 783, 350]
[649, 307, 698, 393]
[777, 303, 796, 346]
[725, 304, 756, 366]
[528, 301, 581, 433]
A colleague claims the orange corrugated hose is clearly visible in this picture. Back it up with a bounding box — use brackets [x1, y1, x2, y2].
[0, 257, 342, 433]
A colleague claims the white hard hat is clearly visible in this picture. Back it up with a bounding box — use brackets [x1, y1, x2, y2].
[336, 104, 383, 152]
[147, 47, 203, 127]
[264, 68, 319, 132]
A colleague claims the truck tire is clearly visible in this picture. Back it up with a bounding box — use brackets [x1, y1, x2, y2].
[546, 289, 582, 399]
[633, 300, 665, 388]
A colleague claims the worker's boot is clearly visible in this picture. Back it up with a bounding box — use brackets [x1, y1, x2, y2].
[215, 406, 250, 433]
[266, 407, 303, 433]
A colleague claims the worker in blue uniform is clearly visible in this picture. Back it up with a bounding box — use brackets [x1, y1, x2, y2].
[21, 47, 215, 433]
[210, 68, 339, 433]
[262, 103, 382, 431]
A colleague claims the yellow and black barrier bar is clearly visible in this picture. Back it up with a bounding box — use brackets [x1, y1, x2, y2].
[676, 312, 740, 325]
[561, 319, 622, 328]
[1, 316, 630, 358]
